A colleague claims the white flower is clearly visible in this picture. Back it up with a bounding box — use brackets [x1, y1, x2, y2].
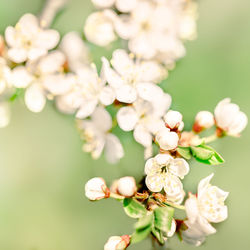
[113, 0, 197, 66]
[0, 102, 10, 128]
[104, 235, 130, 250]
[0, 57, 12, 94]
[39, 0, 68, 28]
[155, 127, 179, 151]
[84, 10, 117, 47]
[145, 154, 189, 203]
[117, 96, 171, 158]
[117, 176, 137, 197]
[75, 64, 116, 119]
[164, 110, 184, 131]
[5, 13, 59, 63]
[183, 173, 229, 246]
[60, 31, 90, 71]
[194, 111, 214, 132]
[10, 50, 74, 113]
[214, 98, 248, 136]
[101, 49, 166, 104]
[85, 177, 110, 201]
[115, 0, 137, 13]
[78, 106, 124, 163]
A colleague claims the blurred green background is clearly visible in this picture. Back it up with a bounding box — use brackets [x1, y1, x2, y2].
[0, 0, 250, 249]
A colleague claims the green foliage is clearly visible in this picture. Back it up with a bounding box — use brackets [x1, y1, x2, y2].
[177, 144, 224, 165]
[123, 198, 147, 218]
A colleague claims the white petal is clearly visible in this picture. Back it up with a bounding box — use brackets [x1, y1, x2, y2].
[101, 57, 124, 89]
[37, 51, 65, 74]
[5, 26, 16, 47]
[91, 0, 115, 8]
[117, 106, 138, 131]
[116, 0, 137, 12]
[145, 173, 164, 192]
[99, 86, 116, 106]
[116, 84, 137, 103]
[133, 124, 152, 147]
[136, 61, 167, 84]
[25, 84, 46, 113]
[145, 158, 161, 175]
[105, 133, 124, 163]
[27, 48, 47, 61]
[18, 14, 39, 35]
[111, 49, 134, 76]
[185, 195, 199, 224]
[91, 106, 112, 132]
[10, 66, 33, 88]
[42, 73, 74, 95]
[35, 29, 60, 50]
[154, 153, 172, 166]
[76, 99, 98, 119]
[163, 174, 183, 197]
[198, 173, 214, 199]
[114, 14, 139, 40]
[136, 82, 163, 102]
[8, 48, 27, 63]
[169, 158, 189, 179]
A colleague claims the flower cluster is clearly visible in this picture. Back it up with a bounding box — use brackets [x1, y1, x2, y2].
[0, 0, 248, 249]
[85, 0, 198, 68]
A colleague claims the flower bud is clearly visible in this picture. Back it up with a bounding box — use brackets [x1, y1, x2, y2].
[214, 98, 248, 136]
[104, 235, 130, 250]
[155, 127, 179, 151]
[164, 110, 184, 131]
[117, 176, 137, 197]
[85, 177, 110, 201]
[193, 111, 214, 132]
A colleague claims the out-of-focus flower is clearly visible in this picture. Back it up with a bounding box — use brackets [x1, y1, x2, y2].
[155, 127, 179, 151]
[113, 0, 197, 67]
[39, 0, 68, 28]
[117, 95, 171, 158]
[164, 110, 184, 131]
[60, 31, 90, 71]
[193, 111, 214, 132]
[104, 235, 130, 250]
[214, 98, 248, 136]
[117, 176, 137, 197]
[102, 49, 166, 104]
[91, 0, 115, 9]
[183, 173, 228, 246]
[78, 106, 124, 163]
[0, 102, 10, 128]
[0, 57, 12, 94]
[145, 154, 189, 203]
[5, 13, 59, 63]
[85, 177, 110, 200]
[84, 10, 117, 47]
[10, 50, 74, 113]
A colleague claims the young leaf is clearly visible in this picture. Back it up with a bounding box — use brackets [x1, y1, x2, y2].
[134, 213, 154, 230]
[154, 206, 174, 234]
[131, 226, 152, 244]
[177, 146, 192, 160]
[151, 227, 165, 245]
[123, 198, 147, 218]
[190, 146, 213, 160]
[191, 144, 225, 165]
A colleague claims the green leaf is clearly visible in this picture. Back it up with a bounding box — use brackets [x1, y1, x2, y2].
[177, 146, 192, 160]
[134, 213, 154, 230]
[123, 198, 147, 218]
[151, 227, 165, 245]
[191, 144, 225, 165]
[131, 226, 152, 244]
[190, 146, 213, 160]
[154, 206, 174, 234]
